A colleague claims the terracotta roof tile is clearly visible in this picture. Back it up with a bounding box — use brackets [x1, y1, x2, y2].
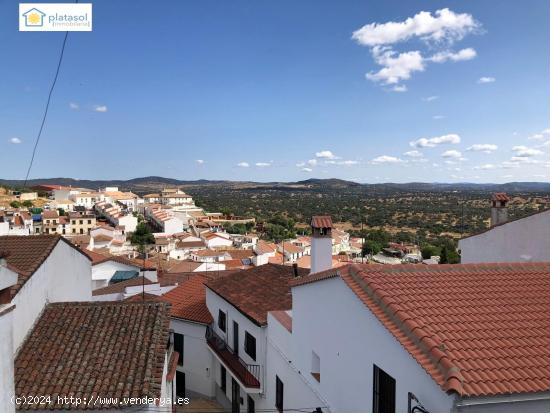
[206, 264, 308, 326]
[292, 263, 550, 397]
[15, 301, 170, 410]
[311, 215, 333, 229]
[161, 275, 213, 324]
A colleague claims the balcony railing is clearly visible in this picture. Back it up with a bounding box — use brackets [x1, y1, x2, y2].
[206, 326, 261, 389]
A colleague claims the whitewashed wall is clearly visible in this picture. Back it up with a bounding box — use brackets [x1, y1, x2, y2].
[11, 241, 91, 351]
[291, 276, 455, 413]
[170, 318, 215, 398]
[459, 210, 550, 263]
[0, 304, 15, 413]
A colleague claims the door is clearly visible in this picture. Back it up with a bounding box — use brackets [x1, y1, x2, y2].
[233, 321, 239, 356]
[232, 378, 240, 413]
[176, 371, 186, 401]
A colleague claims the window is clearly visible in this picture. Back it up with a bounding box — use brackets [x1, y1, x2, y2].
[88, 219, 92, 224]
[275, 376, 284, 412]
[244, 331, 256, 361]
[174, 333, 184, 366]
[373, 365, 396, 413]
[247, 395, 255, 413]
[311, 351, 320, 382]
[220, 366, 227, 392]
[80, 220, 83, 224]
[218, 310, 226, 332]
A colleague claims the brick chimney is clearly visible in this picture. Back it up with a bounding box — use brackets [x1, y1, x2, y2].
[490, 193, 509, 227]
[310, 216, 333, 274]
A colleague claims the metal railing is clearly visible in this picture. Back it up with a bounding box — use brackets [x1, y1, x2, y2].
[205, 325, 261, 387]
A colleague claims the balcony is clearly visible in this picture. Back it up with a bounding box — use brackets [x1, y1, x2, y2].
[206, 326, 261, 390]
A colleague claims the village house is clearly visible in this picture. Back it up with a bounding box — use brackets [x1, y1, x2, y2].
[277, 241, 304, 263]
[201, 231, 234, 249]
[68, 211, 96, 235]
[458, 192, 550, 264]
[94, 200, 138, 232]
[0, 235, 177, 412]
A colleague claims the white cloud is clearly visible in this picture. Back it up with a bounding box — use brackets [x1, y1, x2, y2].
[366, 48, 425, 85]
[473, 164, 496, 170]
[352, 8, 479, 47]
[433, 115, 446, 120]
[404, 150, 423, 158]
[423, 95, 438, 102]
[301, 167, 313, 172]
[441, 149, 462, 158]
[315, 150, 338, 159]
[196, 159, 204, 165]
[543, 129, 550, 135]
[429, 47, 477, 63]
[93, 105, 108, 112]
[255, 162, 271, 167]
[371, 155, 404, 164]
[466, 144, 498, 153]
[509, 156, 539, 164]
[339, 160, 359, 165]
[478, 76, 495, 84]
[410, 133, 460, 148]
[307, 159, 318, 167]
[392, 84, 408, 92]
[528, 133, 544, 141]
[69, 102, 79, 110]
[512, 145, 543, 157]
[9, 137, 22, 144]
[296, 162, 305, 167]
[237, 162, 249, 168]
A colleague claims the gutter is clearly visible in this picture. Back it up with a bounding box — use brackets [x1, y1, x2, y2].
[454, 392, 550, 408]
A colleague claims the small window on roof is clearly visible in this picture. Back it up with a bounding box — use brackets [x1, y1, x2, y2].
[311, 351, 320, 382]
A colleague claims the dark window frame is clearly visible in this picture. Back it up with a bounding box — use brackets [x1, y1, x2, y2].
[247, 395, 255, 413]
[174, 333, 184, 366]
[275, 375, 284, 412]
[372, 365, 396, 413]
[218, 310, 226, 332]
[220, 366, 227, 393]
[244, 331, 256, 361]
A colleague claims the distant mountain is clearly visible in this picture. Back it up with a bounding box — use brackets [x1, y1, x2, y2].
[3, 177, 550, 194]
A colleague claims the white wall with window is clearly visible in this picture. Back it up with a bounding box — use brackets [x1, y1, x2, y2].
[290, 276, 454, 413]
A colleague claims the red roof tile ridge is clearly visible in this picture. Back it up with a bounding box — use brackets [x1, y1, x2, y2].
[347, 264, 465, 395]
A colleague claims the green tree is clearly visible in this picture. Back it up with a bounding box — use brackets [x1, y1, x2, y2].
[57, 208, 65, 216]
[22, 200, 34, 208]
[421, 245, 441, 260]
[10, 201, 20, 208]
[130, 222, 155, 247]
[362, 240, 382, 256]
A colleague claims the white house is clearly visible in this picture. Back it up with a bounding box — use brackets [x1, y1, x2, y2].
[160, 274, 217, 399]
[202, 231, 233, 249]
[459, 193, 550, 264]
[277, 241, 304, 263]
[0, 235, 92, 351]
[204, 263, 311, 413]
[85, 249, 157, 290]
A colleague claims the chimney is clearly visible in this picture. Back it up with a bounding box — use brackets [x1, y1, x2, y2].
[310, 215, 333, 274]
[292, 263, 299, 277]
[490, 193, 509, 227]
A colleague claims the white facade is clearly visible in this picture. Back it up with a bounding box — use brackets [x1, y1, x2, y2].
[459, 210, 550, 263]
[170, 318, 215, 398]
[91, 259, 156, 290]
[311, 236, 332, 274]
[0, 303, 15, 413]
[292, 276, 454, 413]
[11, 240, 92, 351]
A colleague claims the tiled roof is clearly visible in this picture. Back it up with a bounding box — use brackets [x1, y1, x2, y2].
[225, 249, 255, 260]
[292, 263, 550, 397]
[42, 211, 59, 219]
[206, 264, 308, 326]
[256, 240, 277, 255]
[270, 310, 292, 333]
[0, 235, 90, 298]
[492, 192, 510, 202]
[15, 301, 170, 410]
[311, 215, 333, 229]
[161, 274, 213, 324]
[83, 249, 155, 271]
[279, 242, 304, 254]
[92, 276, 155, 296]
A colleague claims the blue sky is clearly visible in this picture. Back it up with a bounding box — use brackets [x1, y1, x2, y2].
[1, 0, 550, 182]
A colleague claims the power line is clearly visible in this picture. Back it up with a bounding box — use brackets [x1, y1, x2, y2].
[23, 30, 70, 187]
